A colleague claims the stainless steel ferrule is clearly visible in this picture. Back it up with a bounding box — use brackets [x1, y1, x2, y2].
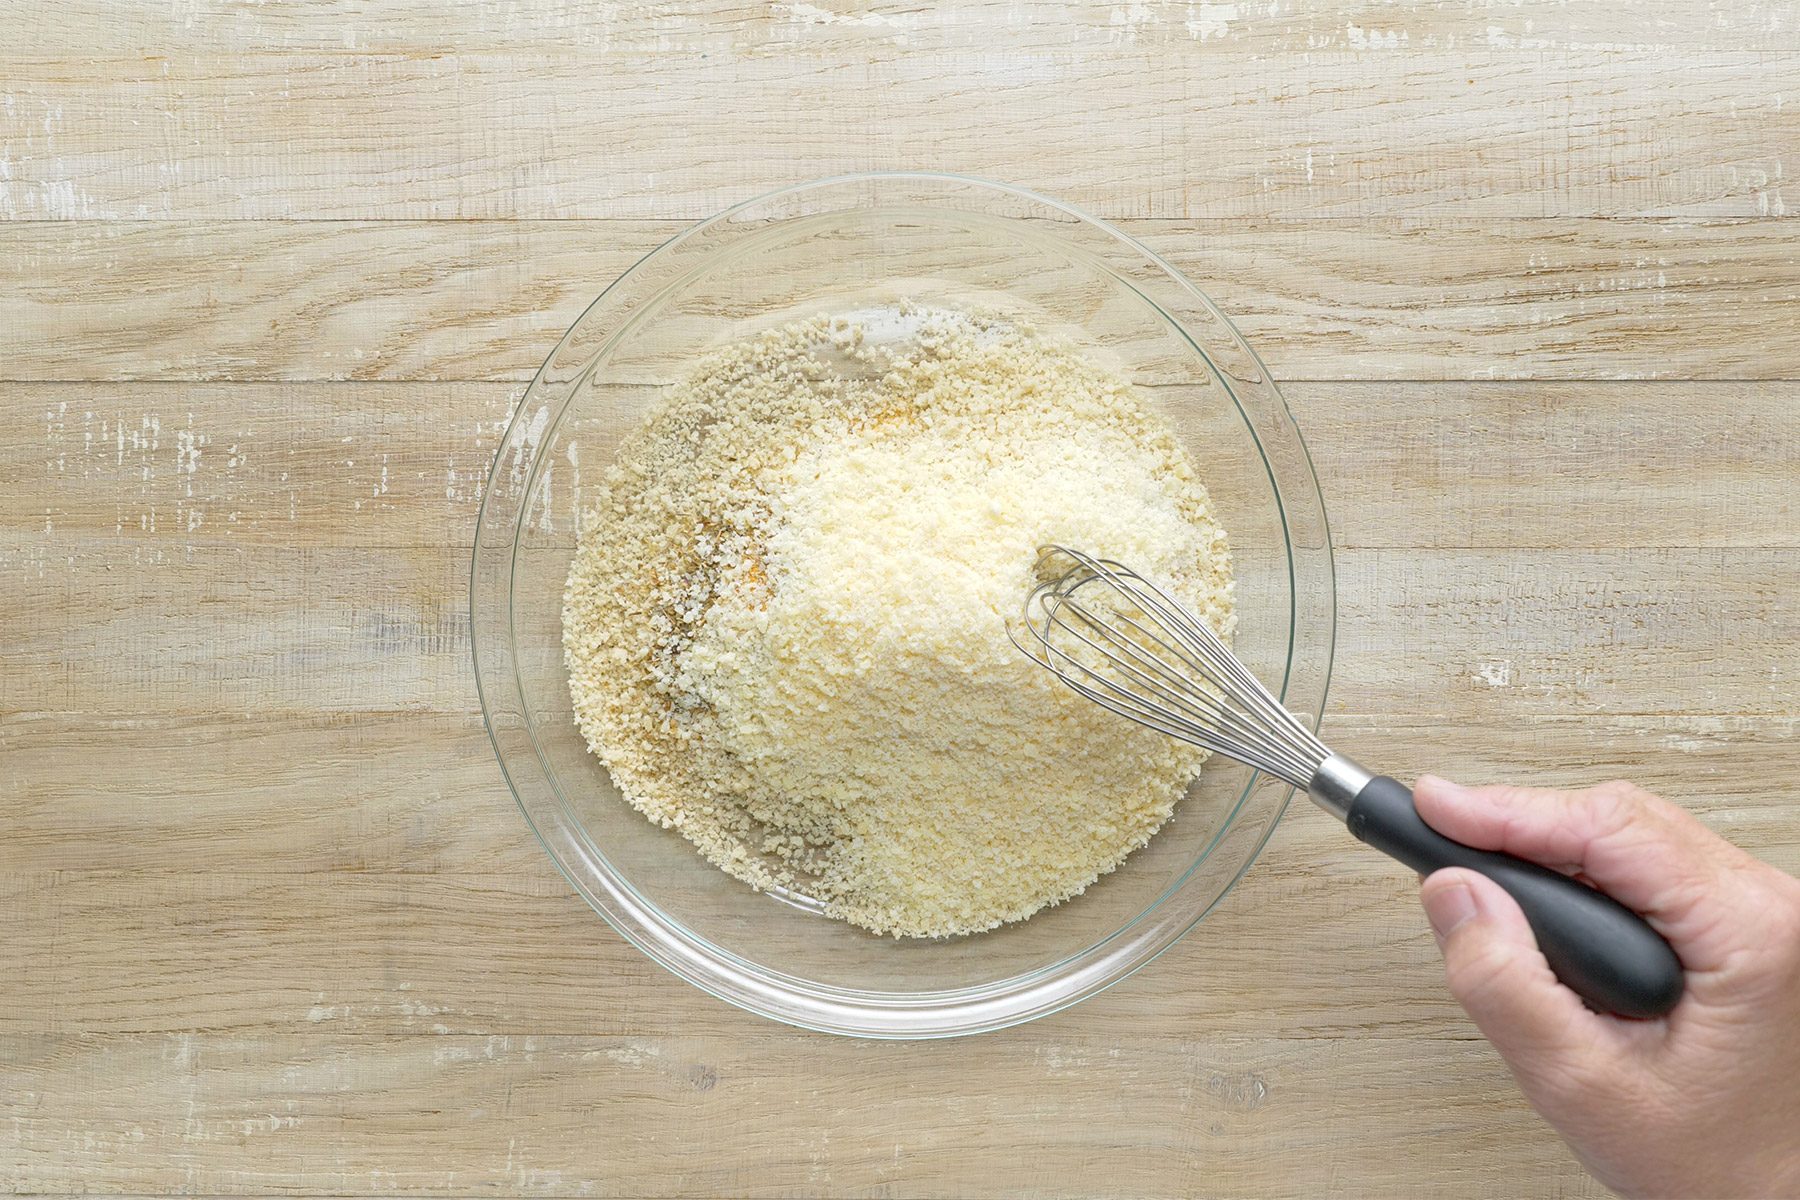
[1307, 753, 1375, 822]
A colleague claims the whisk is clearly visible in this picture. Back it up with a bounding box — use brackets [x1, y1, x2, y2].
[1014, 546, 1683, 1019]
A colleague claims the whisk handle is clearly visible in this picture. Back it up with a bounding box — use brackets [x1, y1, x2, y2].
[1343, 774, 1685, 1019]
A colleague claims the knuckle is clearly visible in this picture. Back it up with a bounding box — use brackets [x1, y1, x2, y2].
[1581, 781, 1643, 830]
[1488, 783, 1546, 810]
[1591, 778, 1648, 806]
[1694, 872, 1800, 995]
[1768, 885, 1800, 950]
[1446, 940, 1518, 1001]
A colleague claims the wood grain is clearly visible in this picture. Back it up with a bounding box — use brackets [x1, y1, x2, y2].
[7, 380, 1797, 549]
[0, 50, 1794, 221]
[4, 2, 1798, 1196]
[6, 712, 1794, 880]
[3, 220, 1796, 382]
[0, 1031, 1594, 1199]
[2, 717, 1794, 1044]
[6, 540, 1792, 718]
[11, 0, 1800, 55]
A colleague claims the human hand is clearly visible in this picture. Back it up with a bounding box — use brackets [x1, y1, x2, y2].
[1414, 776, 1800, 1199]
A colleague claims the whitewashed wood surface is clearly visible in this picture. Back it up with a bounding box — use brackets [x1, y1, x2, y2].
[3, 3, 1797, 1196]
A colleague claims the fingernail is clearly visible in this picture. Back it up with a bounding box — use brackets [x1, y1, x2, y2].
[1423, 877, 1479, 942]
[1418, 774, 1471, 799]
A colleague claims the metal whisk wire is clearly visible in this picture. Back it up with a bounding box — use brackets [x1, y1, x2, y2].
[1012, 546, 1329, 789]
[1009, 545, 1688, 1021]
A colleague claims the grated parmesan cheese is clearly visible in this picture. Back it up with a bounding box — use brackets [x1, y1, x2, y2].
[563, 305, 1233, 938]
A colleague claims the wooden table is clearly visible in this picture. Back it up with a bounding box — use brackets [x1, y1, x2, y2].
[4, 4, 1796, 1195]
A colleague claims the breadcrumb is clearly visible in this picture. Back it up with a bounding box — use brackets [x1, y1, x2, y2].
[563, 305, 1233, 938]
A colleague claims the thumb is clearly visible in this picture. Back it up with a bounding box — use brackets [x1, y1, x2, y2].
[1421, 867, 1597, 1067]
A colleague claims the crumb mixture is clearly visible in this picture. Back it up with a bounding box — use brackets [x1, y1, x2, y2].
[563, 305, 1234, 938]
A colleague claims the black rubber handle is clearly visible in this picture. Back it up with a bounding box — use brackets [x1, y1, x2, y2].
[1346, 775, 1684, 1018]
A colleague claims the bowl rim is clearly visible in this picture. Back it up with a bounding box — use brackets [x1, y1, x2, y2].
[470, 171, 1335, 1038]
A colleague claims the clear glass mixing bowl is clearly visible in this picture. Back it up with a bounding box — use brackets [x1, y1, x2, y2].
[471, 174, 1334, 1037]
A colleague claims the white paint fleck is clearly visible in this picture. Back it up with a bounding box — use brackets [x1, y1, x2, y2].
[1185, 3, 1239, 40]
[396, 995, 448, 1020]
[604, 1040, 662, 1067]
[175, 427, 201, 497]
[1484, 24, 1553, 49]
[1105, 0, 1158, 43]
[37, 178, 94, 220]
[1347, 21, 1405, 49]
[565, 440, 582, 526]
[513, 406, 550, 486]
[241, 1114, 300, 1135]
[533, 461, 554, 532]
[778, 1, 915, 29]
[1475, 660, 1513, 688]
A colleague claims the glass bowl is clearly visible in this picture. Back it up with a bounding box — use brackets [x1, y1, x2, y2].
[471, 174, 1333, 1038]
